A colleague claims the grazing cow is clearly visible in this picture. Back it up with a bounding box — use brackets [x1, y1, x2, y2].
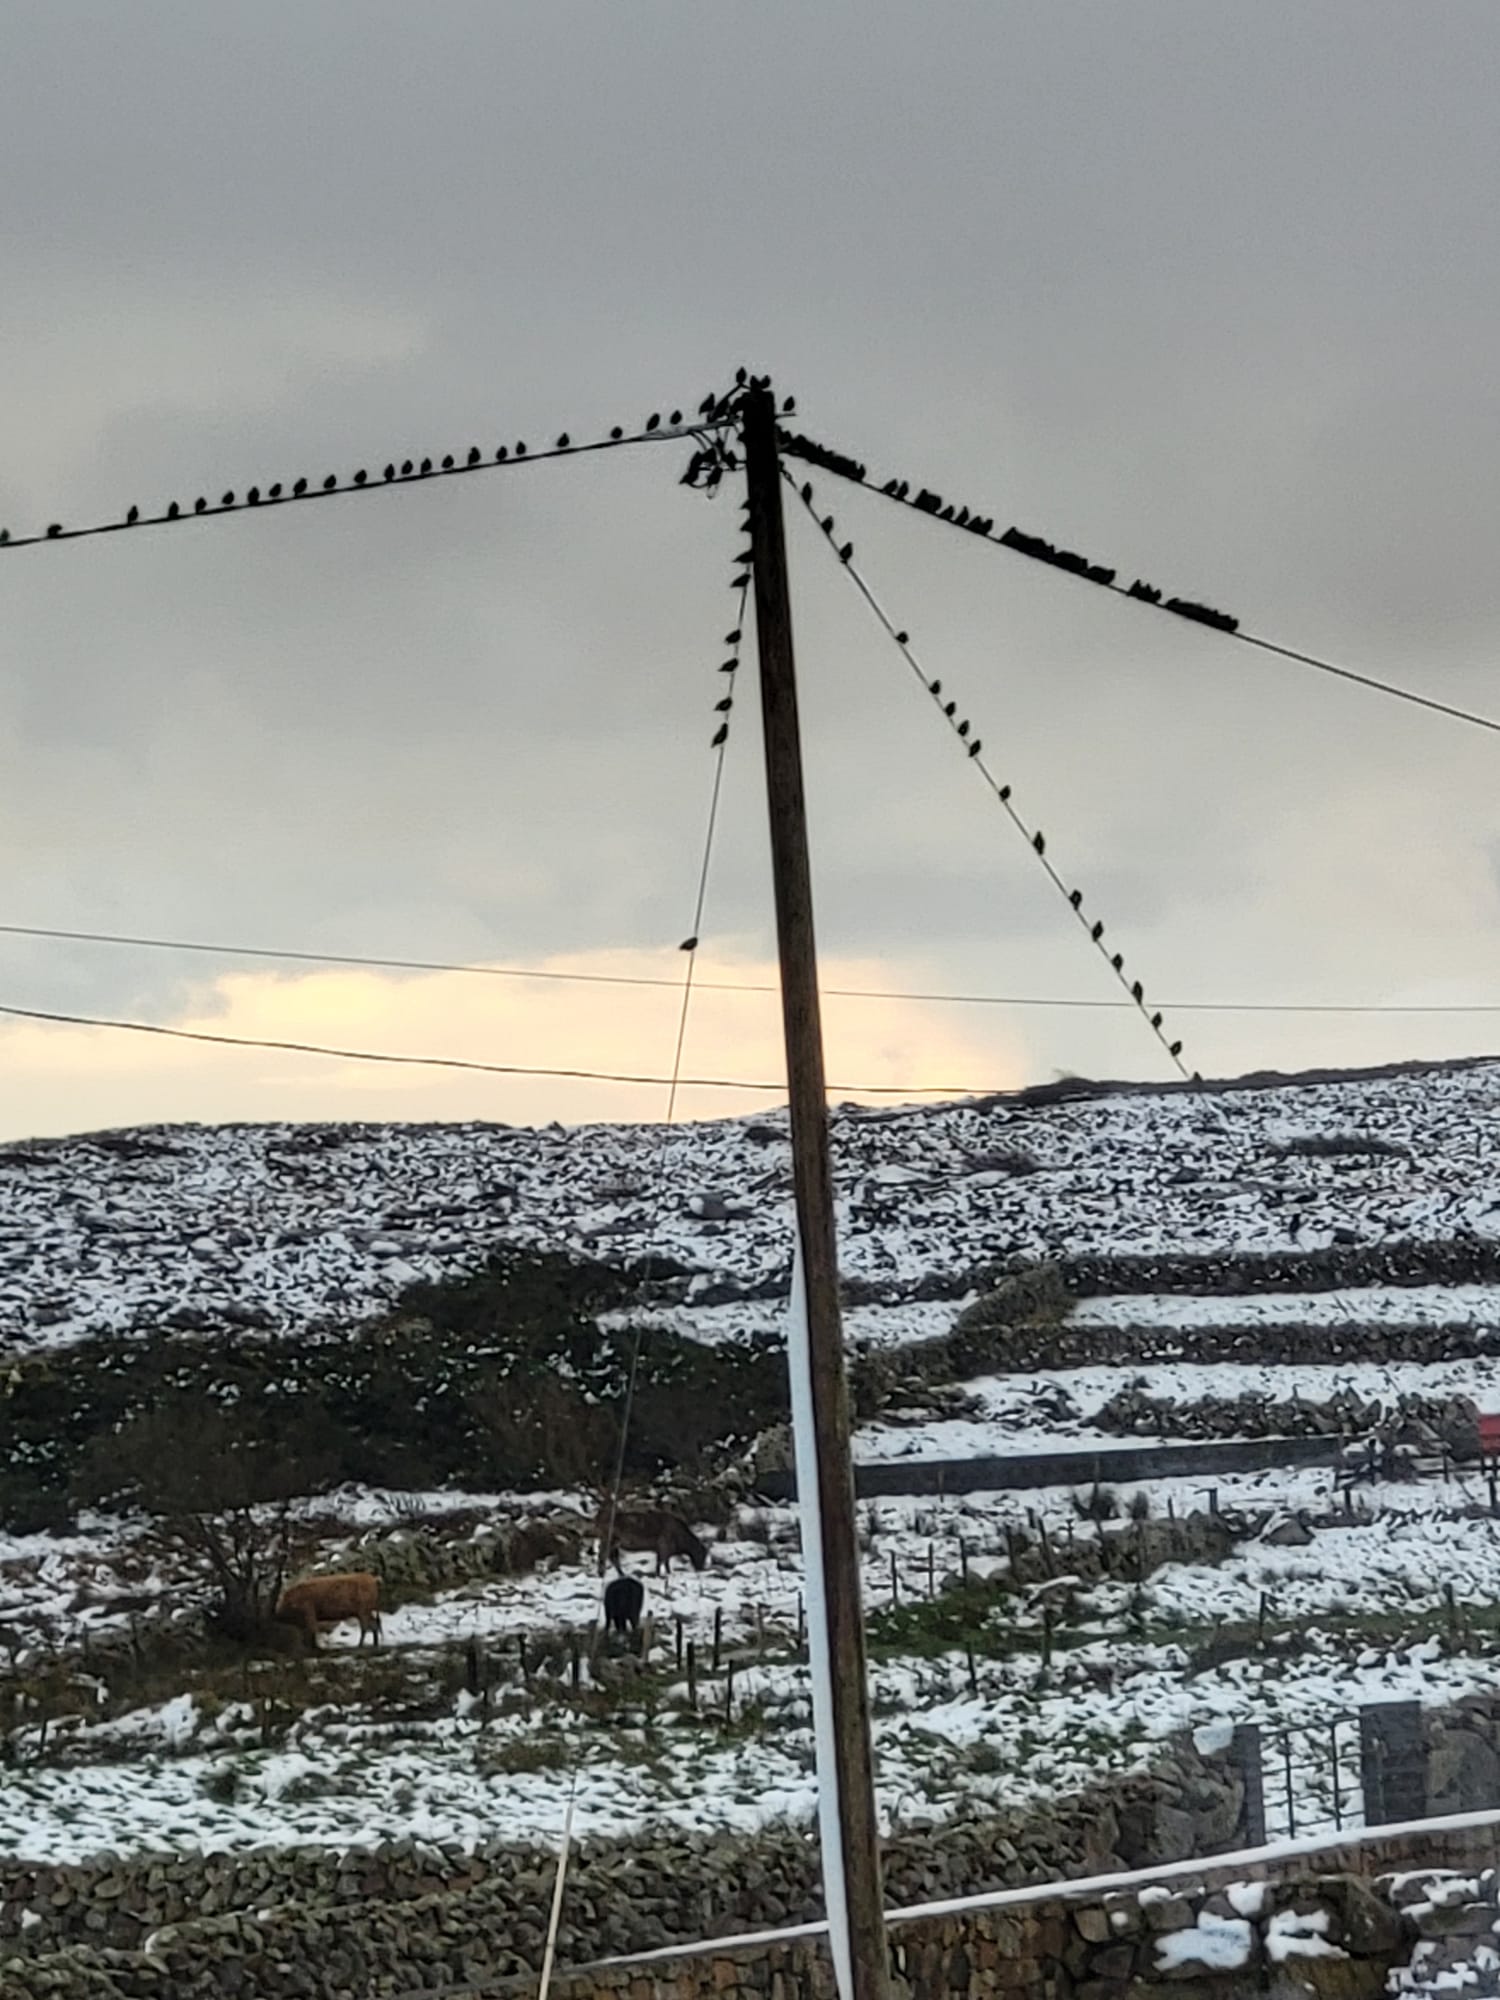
[599, 1506, 708, 1576]
[275, 1571, 383, 1651]
[603, 1573, 645, 1638]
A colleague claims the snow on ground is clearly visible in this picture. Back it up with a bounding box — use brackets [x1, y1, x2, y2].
[6, 1057, 1500, 1347]
[11, 1064, 1500, 1869]
[856, 1357, 1500, 1461]
[1073, 1286, 1500, 1333]
[4, 1568, 1497, 1864]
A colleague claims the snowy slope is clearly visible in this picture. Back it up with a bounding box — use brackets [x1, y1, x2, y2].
[4, 1057, 1500, 1349]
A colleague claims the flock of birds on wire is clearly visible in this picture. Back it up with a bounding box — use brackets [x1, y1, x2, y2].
[0, 367, 789, 550]
[2, 360, 1193, 1076]
[781, 462, 1194, 1079]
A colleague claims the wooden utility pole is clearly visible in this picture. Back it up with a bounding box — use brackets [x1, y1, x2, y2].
[741, 383, 889, 2000]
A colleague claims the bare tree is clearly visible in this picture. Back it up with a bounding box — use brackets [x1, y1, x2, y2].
[77, 1397, 332, 1639]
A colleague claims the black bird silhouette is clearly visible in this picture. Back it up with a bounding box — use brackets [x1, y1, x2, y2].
[941, 505, 955, 522]
[495, 447, 508, 461]
[268, 484, 282, 500]
[47, 524, 62, 537]
[401, 460, 414, 476]
[782, 396, 796, 414]
[419, 458, 432, 475]
[323, 476, 336, 491]
[384, 465, 396, 481]
[441, 455, 454, 470]
[957, 719, 970, 738]
[699, 395, 715, 416]
[1111, 953, 1124, 972]
[956, 507, 969, 527]
[928, 680, 942, 695]
[166, 502, 179, 519]
[943, 701, 957, 718]
[735, 366, 748, 385]
[221, 492, 235, 506]
[1151, 1012, 1163, 1030]
[293, 478, 307, 496]
[195, 498, 207, 514]
[1032, 832, 1046, 856]
[998, 784, 1012, 801]
[1169, 1040, 1184, 1058]
[715, 696, 733, 713]
[0, 530, 8, 543]
[610, 426, 623, 440]
[126, 505, 139, 524]
[1068, 890, 1082, 908]
[354, 470, 368, 486]
[895, 631, 909, 645]
[1131, 981, 1144, 1003]
[1090, 921, 1104, 942]
[720, 658, 738, 673]
[968, 740, 982, 758]
[556, 435, 570, 449]
[883, 481, 897, 496]
[646, 413, 661, 432]
[820, 516, 834, 532]
[247, 488, 260, 505]
[839, 542, 853, 561]
[711, 723, 729, 747]
[669, 410, 682, 425]
[467, 447, 481, 466]
[725, 629, 742, 643]
[515, 442, 526, 456]
[679, 935, 698, 952]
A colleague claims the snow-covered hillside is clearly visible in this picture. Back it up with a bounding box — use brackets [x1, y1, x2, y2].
[4, 1056, 1500, 1349]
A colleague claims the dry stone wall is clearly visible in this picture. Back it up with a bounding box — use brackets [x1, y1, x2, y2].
[0, 1736, 1249, 1989]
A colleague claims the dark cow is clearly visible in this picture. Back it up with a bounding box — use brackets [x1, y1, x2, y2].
[603, 1572, 645, 1638]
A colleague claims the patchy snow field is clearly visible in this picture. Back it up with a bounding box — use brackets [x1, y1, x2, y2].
[8, 1064, 1500, 1869]
[5, 1057, 1500, 1348]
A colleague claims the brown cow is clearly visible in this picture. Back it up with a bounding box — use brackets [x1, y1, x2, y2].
[275, 1572, 383, 1651]
[599, 1506, 708, 1576]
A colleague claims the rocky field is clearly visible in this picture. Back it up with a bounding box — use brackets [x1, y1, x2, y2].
[4, 1058, 1500, 1989]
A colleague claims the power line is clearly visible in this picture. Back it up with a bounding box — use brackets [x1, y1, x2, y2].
[786, 469, 1193, 1081]
[0, 999, 997, 1100]
[0, 406, 743, 554]
[2, 920, 1495, 1015]
[778, 428, 1500, 739]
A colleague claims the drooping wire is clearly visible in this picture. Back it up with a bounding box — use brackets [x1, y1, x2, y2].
[6, 918, 1500, 1015]
[548, 467, 756, 1981]
[0, 996, 1009, 1098]
[597, 558, 753, 1577]
[777, 427, 1500, 740]
[785, 468, 1194, 1082]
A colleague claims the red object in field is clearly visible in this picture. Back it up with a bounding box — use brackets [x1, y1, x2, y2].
[1477, 1413, 1500, 1455]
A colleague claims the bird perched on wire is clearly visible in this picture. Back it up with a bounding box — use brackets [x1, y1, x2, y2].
[715, 696, 733, 713]
[1032, 831, 1046, 856]
[711, 722, 728, 747]
[556, 434, 570, 449]
[293, 478, 307, 496]
[467, 447, 481, 466]
[126, 504, 139, 524]
[646, 413, 661, 432]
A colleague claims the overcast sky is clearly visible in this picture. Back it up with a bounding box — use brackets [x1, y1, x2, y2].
[2, 0, 1499, 1140]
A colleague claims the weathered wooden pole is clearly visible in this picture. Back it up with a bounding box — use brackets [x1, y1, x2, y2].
[741, 382, 889, 2000]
